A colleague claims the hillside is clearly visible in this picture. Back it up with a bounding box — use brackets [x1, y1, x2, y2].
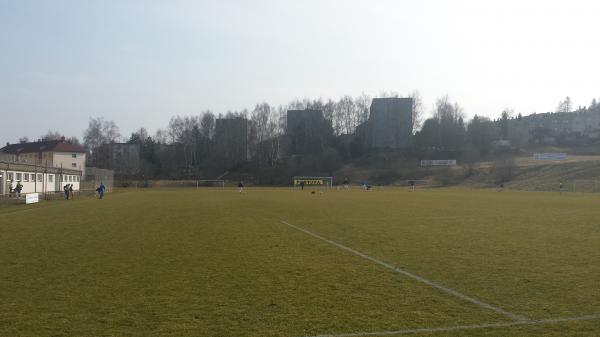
[503, 159, 600, 192]
[333, 154, 600, 193]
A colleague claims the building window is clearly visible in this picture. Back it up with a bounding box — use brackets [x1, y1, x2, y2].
[72, 163, 77, 168]
[72, 153, 77, 158]
[37, 174, 43, 182]
[49, 175, 53, 182]
[69, 176, 73, 182]
[77, 176, 80, 182]
[8, 172, 13, 181]
[23, 173, 29, 182]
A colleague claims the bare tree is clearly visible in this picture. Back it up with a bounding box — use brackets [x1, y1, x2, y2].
[500, 108, 513, 139]
[287, 98, 311, 110]
[408, 90, 424, 133]
[556, 96, 573, 113]
[306, 98, 324, 111]
[334, 95, 357, 135]
[171, 116, 202, 167]
[167, 116, 185, 143]
[41, 130, 64, 141]
[251, 103, 273, 141]
[83, 117, 120, 165]
[322, 98, 336, 122]
[102, 120, 120, 143]
[275, 104, 288, 135]
[83, 118, 104, 152]
[66, 136, 81, 145]
[200, 111, 216, 140]
[379, 90, 399, 98]
[354, 93, 371, 126]
[250, 103, 280, 167]
[250, 103, 270, 161]
[428, 95, 466, 150]
[154, 129, 168, 144]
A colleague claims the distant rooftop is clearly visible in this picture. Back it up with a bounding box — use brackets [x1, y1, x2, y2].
[0, 140, 86, 154]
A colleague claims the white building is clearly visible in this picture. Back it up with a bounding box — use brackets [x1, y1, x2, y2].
[0, 139, 87, 177]
[0, 161, 81, 195]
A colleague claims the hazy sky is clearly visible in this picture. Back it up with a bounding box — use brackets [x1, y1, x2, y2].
[1, 0, 599, 145]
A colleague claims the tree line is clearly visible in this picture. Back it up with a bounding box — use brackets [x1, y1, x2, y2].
[19, 94, 600, 184]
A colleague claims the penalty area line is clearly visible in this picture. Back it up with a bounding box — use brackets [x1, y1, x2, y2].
[304, 314, 600, 337]
[280, 220, 527, 322]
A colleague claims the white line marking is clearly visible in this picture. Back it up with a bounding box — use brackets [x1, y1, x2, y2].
[305, 314, 600, 337]
[280, 220, 527, 321]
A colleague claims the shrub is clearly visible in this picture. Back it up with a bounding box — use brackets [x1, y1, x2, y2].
[491, 157, 517, 184]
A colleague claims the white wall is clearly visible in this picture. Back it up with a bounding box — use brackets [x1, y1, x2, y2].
[2, 170, 81, 195]
[52, 152, 86, 177]
[58, 174, 80, 192]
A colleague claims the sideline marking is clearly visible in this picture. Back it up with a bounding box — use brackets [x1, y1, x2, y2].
[305, 314, 600, 337]
[280, 220, 527, 321]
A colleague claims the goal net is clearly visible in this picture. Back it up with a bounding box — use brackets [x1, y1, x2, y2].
[404, 179, 430, 186]
[196, 180, 225, 189]
[573, 179, 600, 193]
[292, 176, 333, 189]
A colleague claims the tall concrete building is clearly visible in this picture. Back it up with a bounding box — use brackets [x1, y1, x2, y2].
[95, 143, 141, 176]
[215, 117, 249, 165]
[368, 97, 413, 149]
[286, 109, 333, 154]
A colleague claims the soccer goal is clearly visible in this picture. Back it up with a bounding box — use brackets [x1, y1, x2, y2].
[292, 176, 333, 189]
[404, 179, 430, 186]
[403, 179, 430, 190]
[573, 179, 600, 193]
[196, 180, 225, 189]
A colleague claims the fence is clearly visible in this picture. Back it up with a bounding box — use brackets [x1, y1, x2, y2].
[0, 189, 99, 206]
[84, 167, 114, 192]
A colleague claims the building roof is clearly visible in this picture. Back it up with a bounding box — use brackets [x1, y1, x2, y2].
[0, 140, 86, 154]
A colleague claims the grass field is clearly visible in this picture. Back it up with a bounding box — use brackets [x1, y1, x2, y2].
[1, 188, 599, 336]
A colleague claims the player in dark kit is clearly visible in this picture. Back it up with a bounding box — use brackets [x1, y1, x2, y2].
[559, 181, 564, 194]
[96, 183, 106, 199]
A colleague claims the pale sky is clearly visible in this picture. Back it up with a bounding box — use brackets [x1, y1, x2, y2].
[1, 0, 599, 145]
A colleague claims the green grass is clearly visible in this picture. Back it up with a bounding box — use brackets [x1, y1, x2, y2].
[1, 188, 599, 336]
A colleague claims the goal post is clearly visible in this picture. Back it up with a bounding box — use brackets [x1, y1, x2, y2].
[573, 179, 600, 193]
[404, 179, 430, 186]
[292, 176, 333, 189]
[196, 180, 225, 189]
